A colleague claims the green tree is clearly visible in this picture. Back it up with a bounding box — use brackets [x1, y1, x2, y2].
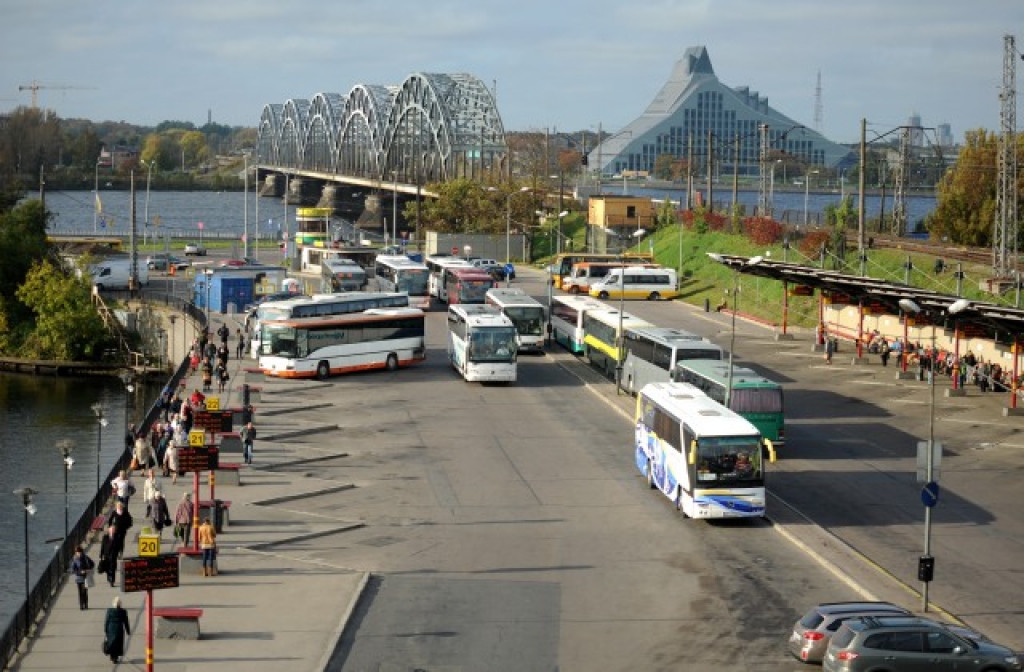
[180, 130, 210, 169]
[0, 199, 50, 322]
[653, 153, 676, 180]
[413, 178, 497, 233]
[928, 129, 1009, 246]
[15, 259, 109, 360]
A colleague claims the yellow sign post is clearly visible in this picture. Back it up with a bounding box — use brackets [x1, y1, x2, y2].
[205, 396, 220, 411]
[188, 430, 205, 447]
[138, 530, 160, 557]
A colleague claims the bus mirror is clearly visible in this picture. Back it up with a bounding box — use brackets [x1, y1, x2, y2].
[764, 439, 776, 463]
[688, 440, 697, 465]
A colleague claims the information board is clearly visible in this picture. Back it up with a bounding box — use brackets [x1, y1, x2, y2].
[177, 445, 220, 473]
[193, 410, 233, 433]
[121, 554, 180, 593]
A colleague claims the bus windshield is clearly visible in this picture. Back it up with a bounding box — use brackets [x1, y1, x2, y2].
[397, 269, 429, 295]
[730, 388, 784, 414]
[695, 436, 763, 485]
[459, 280, 493, 303]
[503, 306, 545, 336]
[468, 327, 518, 362]
[264, 324, 298, 357]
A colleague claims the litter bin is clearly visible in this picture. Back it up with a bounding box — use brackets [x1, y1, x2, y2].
[213, 499, 224, 533]
[704, 298, 710, 312]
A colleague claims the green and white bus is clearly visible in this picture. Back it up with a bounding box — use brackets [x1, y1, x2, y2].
[671, 359, 785, 446]
[549, 295, 613, 355]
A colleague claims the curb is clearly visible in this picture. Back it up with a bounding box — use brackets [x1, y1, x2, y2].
[317, 571, 371, 671]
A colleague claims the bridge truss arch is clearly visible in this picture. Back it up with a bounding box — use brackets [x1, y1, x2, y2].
[256, 71, 507, 185]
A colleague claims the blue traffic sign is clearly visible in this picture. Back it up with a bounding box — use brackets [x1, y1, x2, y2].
[921, 481, 940, 508]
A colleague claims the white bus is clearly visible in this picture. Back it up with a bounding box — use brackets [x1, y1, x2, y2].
[248, 292, 409, 357]
[619, 326, 724, 395]
[548, 295, 613, 355]
[589, 266, 679, 301]
[446, 304, 518, 383]
[426, 256, 472, 300]
[259, 308, 426, 379]
[484, 288, 546, 353]
[635, 382, 775, 519]
[582, 308, 653, 381]
[375, 255, 431, 309]
[321, 257, 368, 292]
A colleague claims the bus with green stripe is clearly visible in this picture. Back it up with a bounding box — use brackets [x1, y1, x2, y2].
[670, 359, 785, 446]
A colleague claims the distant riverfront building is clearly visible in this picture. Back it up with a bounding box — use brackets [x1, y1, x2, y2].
[587, 46, 853, 177]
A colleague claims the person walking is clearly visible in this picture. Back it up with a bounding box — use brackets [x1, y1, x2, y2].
[235, 328, 245, 359]
[217, 322, 230, 347]
[240, 421, 256, 465]
[98, 526, 122, 587]
[70, 546, 95, 610]
[110, 469, 135, 505]
[163, 440, 179, 485]
[175, 492, 194, 547]
[824, 336, 835, 365]
[103, 596, 131, 664]
[880, 340, 890, 367]
[142, 469, 160, 518]
[198, 517, 217, 576]
[150, 491, 172, 538]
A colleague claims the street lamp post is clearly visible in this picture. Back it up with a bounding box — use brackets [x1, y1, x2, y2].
[14, 487, 38, 602]
[243, 152, 250, 259]
[91, 403, 107, 497]
[708, 253, 763, 408]
[898, 297, 969, 612]
[392, 170, 399, 246]
[204, 269, 214, 330]
[803, 169, 819, 227]
[143, 160, 153, 247]
[93, 160, 101, 234]
[57, 440, 74, 539]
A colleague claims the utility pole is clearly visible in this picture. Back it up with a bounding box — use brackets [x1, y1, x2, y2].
[858, 118, 867, 276]
[995, 33, 1018, 278]
[891, 127, 910, 237]
[757, 124, 769, 216]
[706, 128, 714, 214]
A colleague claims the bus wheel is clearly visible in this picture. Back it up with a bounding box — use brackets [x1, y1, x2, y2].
[385, 353, 399, 371]
[569, 286, 580, 295]
[598, 291, 609, 299]
[675, 487, 686, 515]
[648, 291, 660, 301]
[316, 361, 330, 380]
[646, 461, 656, 489]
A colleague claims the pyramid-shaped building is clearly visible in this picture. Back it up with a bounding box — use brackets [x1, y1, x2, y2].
[588, 46, 852, 176]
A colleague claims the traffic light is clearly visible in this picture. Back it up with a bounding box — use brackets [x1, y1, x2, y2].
[918, 555, 935, 582]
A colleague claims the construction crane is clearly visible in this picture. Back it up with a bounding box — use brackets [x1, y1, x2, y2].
[18, 80, 95, 108]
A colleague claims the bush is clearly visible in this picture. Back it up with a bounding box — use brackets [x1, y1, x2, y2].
[743, 217, 783, 245]
[799, 230, 831, 258]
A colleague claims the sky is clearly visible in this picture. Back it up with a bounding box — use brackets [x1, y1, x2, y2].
[3, 1, 1023, 145]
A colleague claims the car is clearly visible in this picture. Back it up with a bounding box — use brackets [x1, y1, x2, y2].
[788, 601, 911, 664]
[823, 615, 1021, 672]
[146, 253, 190, 272]
[479, 262, 507, 281]
[219, 258, 252, 268]
[183, 243, 207, 257]
[471, 258, 498, 269]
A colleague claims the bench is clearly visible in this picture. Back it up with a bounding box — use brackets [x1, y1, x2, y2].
[153, 607, 204, 640]
[216, 462, 242, 486]
[89, 515, 107, 540]
[219, 432, 242, 456]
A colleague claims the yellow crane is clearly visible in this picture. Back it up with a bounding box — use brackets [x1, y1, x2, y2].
[18, 80, 96, 108]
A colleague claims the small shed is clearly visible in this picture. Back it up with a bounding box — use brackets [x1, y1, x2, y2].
[193, 266, 288, 313]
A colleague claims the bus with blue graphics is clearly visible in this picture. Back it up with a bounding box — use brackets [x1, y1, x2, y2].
[446, 304, 518, 383]
[635, 382, 775, 519]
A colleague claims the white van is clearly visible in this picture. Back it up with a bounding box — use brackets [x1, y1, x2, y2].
[588, 266, 678, 301]
[90, 258, 150, 291]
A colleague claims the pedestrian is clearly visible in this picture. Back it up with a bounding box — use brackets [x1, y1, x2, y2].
[235, 328, 245, 359]
[142, 469, 161, 518]
[217, 322, 230, 346]
[150, 491, 172, 537]
[163, 440, 179, 485]
[201, 358, 213, 393]
[824, 336, 834, 365]
[198, 517, 217, 576]
[98, 526, 122, 587]
[110, 469, 135, 505]
[880, 341, 890, 367]
[240, 421, 256, 465]
[103, 596, 131, 664]
[70, 545, 95, 610]
[216, 361, 230, 393]
[217, 342, 230, 366]
[132, 437, 154, 475]
[175, 492, 194, 547]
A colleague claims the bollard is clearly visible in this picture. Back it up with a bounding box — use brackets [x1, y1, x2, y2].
[704, 298, 710, 313]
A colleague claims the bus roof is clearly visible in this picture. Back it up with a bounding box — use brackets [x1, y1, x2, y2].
[626, 326, 704, 344]
[640, 382, 761, 438]
[674, 359, 780, 387]
[551, 295, 613, 312]
[262, 307, 424, 327]
[485, 288, 543, 307]
[377, 255, 428, 269]
[583, 308, 652, 331]
[447, 267, 493, 279]
[448, 304, 514, 328]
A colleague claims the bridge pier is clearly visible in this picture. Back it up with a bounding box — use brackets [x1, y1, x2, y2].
[259, 174, 282, 197]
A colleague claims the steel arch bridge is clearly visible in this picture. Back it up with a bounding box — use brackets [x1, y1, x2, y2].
[256, 72, 508, 185]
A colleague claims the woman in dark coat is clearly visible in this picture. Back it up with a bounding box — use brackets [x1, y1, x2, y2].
[103, 596, 131, 663]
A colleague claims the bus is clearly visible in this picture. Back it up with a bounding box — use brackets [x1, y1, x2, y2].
[444, 266, 495, 304]
[258, 308, 426, 379]
[589, 266, 679, 301]
[561, 261, 658, 295]
[485, 288, 546, 353]
[548, 295, 612, 355]
[550, 252, 655, 290]
[582, 308, 653, 380]
[321, 257, 368, 292]
[620, 326, 725, 396]
[375, 255, 431, 309]
[635, 382, 775, 519]
[426, 256, 472, 299]
[248, 292, 409, 357]
[671, 359, 785, 445]
[446, 305, 518, 383]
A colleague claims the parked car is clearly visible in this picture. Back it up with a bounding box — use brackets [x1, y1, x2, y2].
[183, 243, 207, 256]
[219, 258, 254, 267]
[789, 601, 911, 664]
[479, 263, 507, 281]
[823, 615, 1020, 672]
[146, 253, 190, 272]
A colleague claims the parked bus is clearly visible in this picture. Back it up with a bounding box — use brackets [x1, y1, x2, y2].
[444, 266, 495, 305]
[446, 304, 518, 383]
[258, 308, 426, 379]
[485, 288, 546, 353]
[620, 326, 725, 395]
[248, 292, 409, 357]
[549, 295, 612, 355]
[582, 308, 653, 380]
[561, 261, 658, 295]
[671, 359, 785, 445]
[589, 266, 679, 301]
[426, 256, 472, 299]
[375, 255, 431, 309]
[321, 257, 368, 292]
[635, 382, 775, 518]
[550, 252, 655, 290]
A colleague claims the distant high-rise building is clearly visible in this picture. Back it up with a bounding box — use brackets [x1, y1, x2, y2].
[937, 123, 954, 147]
[587, 46, 852, 176]
[908, 113, 924, 147]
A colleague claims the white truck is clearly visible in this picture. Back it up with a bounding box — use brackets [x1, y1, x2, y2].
[89, 258, 150, 291]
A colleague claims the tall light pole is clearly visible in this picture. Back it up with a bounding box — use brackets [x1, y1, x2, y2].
[803, 169, 819, 227]
[392, 169, 399, 247]
[554, 210, 569, 255]
[142, 159, 154, 246]
[708, 253, 763, 408]
[490, 186, 531, 287]
[93, 159, 100, 234]
[14, 487, 37, 602]
[91, 403, 107, 497]
[898, 297, 969, 612]
[243, 153, 250, 259]
[57, 440, 74, 539]
[204, 268, 214, 328]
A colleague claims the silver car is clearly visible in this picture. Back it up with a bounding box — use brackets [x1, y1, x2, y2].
[789, 601, 910, 664]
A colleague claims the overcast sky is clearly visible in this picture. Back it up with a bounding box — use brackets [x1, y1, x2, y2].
[3, 1, 1022, 144]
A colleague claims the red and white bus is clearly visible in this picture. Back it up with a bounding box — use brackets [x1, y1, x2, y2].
[444, 267, 495, 305]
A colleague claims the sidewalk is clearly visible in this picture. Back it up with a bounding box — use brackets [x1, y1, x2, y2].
[10, 313, 368, 671]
